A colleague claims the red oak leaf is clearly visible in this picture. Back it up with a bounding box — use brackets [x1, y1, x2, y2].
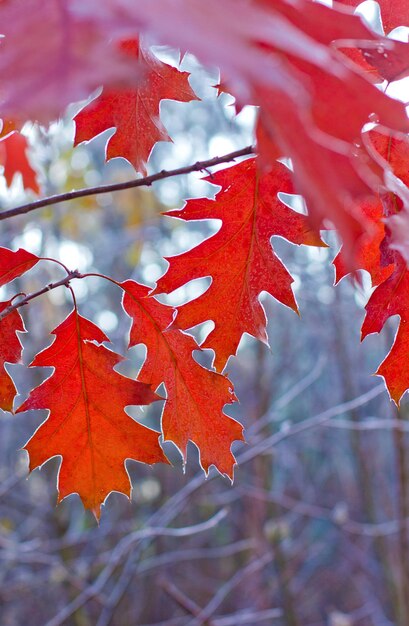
[0, 132, 40, 193]
[256, 114, 282, 164]
[337, 0, 409, 34]
[0, 301, 25, 412]
[121, 281, 244, 477]
[366, 129, 409, 186]
[155, 158, 324, 371]
[79, 0, 409, 266]
[333, 198, 394, 286]
[259, 93, 387, 261]
[93, 0, 409, 260]
[359, 40, 409, 83]
[0, 0, 141, 124]
[82, 0, 319, 104]
[376, 0, 409, 32]
[362, 255, 409, 404]
[337, 128, 409, 402]
[0, 247, 39, 287]
[260, 0, 381, 45]
[0, 247, 39, 410]
[94, 0, 408, 136]
[338, 47, 383, 82]
[256, 5, 409, 262]
[285, 55, 408, 146]
[364, 129, 409, 262]
[255, 39, 407, 254]
[17, 310, 165, 518]
[74, 39, 198, 175]
[83, 0, 383, 115]
[256, 25, 408, 261]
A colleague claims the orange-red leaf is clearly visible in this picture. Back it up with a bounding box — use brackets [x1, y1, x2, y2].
[108, 0, 409, 260]
[17, 310, 165, 518]
[337, 0, 409, 34]
[0, 301, 25, 412]
[359, 40, 409, 83]
[362, 256, 409, 404]
[337, 128, 409, 402]
[121, 281, 244, 477]
[0, 247, 38, 411]
[365, 129, 409, 262]
[259, 93, 384, 261]
[338, 47, 383, 83]
[367, 129, 409, 187]
[289, 55, 407, 146]
[0, 0, 142, 124]
[333, 199, 394, 287]
[260, 0, 381, 45]
[0, 132, 40, 193]
[74, 39, 198, 175]
[155, 158, 324, 371]
[0, 246, 38, 287]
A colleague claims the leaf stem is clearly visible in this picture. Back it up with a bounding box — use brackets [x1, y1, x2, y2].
[0, 145, 255, 222]
[39, 256, 71, 274]
[0, 268, 127, 323]
[0, 270, 82, 321]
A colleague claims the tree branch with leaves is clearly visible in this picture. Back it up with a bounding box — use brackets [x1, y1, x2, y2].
[1, 0, 409, 517]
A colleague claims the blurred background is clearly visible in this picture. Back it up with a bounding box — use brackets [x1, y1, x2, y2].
[0, 48, 408, 626]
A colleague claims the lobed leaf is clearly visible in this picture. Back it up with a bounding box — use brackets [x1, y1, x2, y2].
[18, 311, 166, 518]
[0, 302, 25, 412]
[156, 158, 324, 371]
[74, 39, 198, 175]
[0, 246, 39, 287]
[0, 0, 142, 124]
[337, 0, 409, 34]
[0, 131, 40, 193]
[122, 281, 244, 477]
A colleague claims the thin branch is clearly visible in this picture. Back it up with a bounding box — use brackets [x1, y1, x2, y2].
[159, 577, 216, 625]
[0, 145, 255, 222]
[186, 553, 274, 626]
[212, 608, 283, 625]
[135, 539, 256, 575]
[45, 509, 228, 626]
[238, 484, 409, 537]
[240, 383, 386, 464]
[323, 417, 409, 432]
[36, 386, 384, 626]
[96, 539, 256, 626]
[0, 270, 82, 321]
[247, 354, 326, 437]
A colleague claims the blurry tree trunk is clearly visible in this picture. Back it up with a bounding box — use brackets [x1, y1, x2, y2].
[392, 404, 409, 626]
[332, 286, 400, 621]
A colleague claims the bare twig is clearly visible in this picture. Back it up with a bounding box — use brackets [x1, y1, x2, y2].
[135, 540, 256, 575]
[323, 417, 409, 432]
[42, 386, 385, 626]
[238, 484, 409, 537]
[95, 540, 256, 626]
[186, 552, 274, 626]
[159, 577, 216, 625]
[45, 509, 228, 626]
[211, 608, 283, 625]
[247, 354, 327, 437]
[0, 270, 82, 321]
[240, 383, 386, 463]
[0, 145, 255, 222]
